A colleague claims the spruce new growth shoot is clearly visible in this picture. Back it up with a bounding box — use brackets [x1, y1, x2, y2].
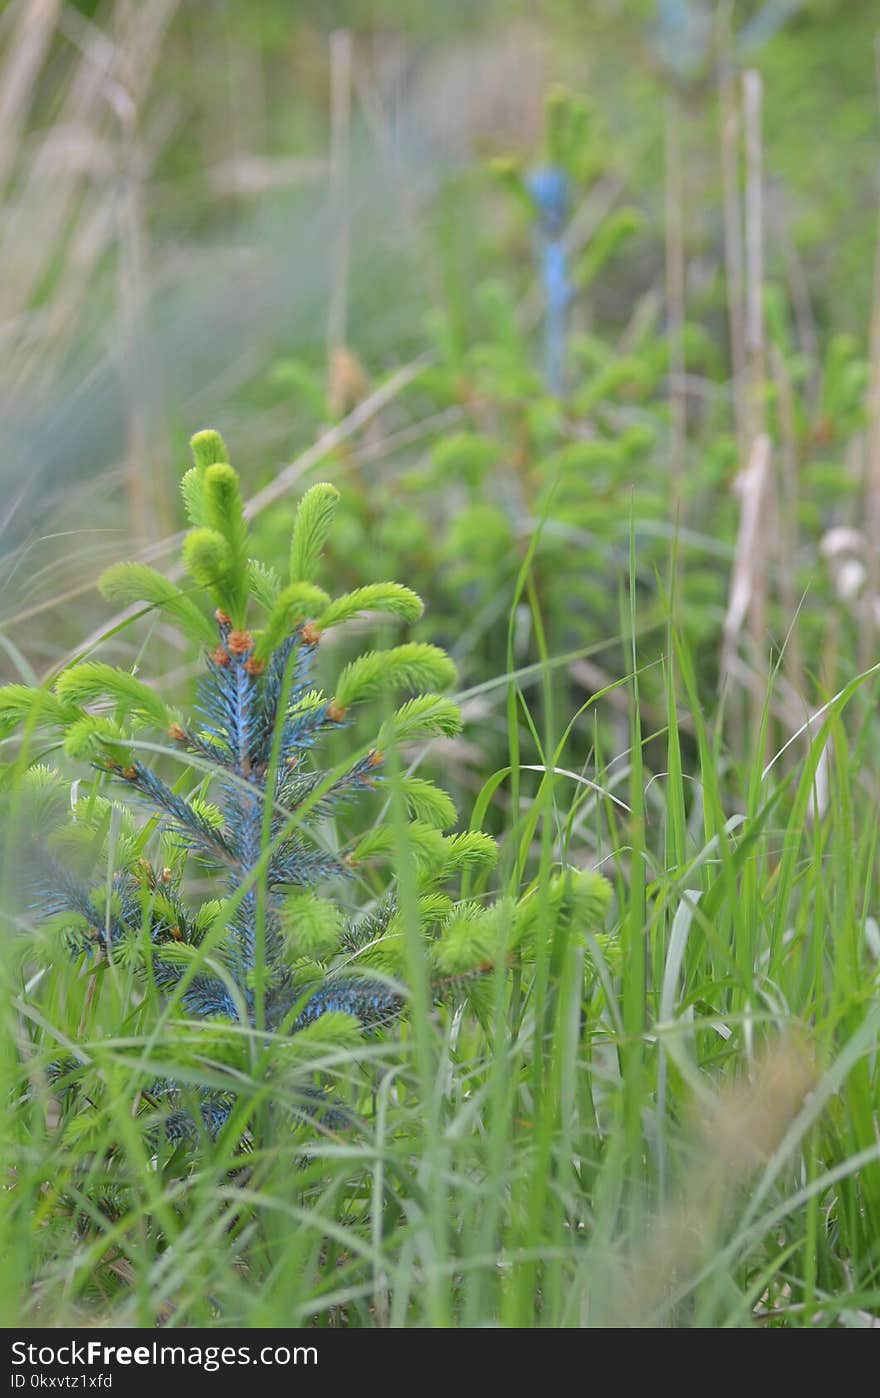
[1, 428, 611, 1150]
[492, 86, 643, 396]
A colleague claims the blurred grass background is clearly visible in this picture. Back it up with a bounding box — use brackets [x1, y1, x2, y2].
[1, 0, 875, 594]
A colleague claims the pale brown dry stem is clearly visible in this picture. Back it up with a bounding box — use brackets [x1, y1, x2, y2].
[741, 68, 772, 750]
[326, 28, 353, 414]
[721, 431, 772, 711]
[116, 3, 157, 546]
[717, 2, 748, 470]
[0, 0, 62, 199]
[862, 208, 880, 668]
[664, 92, 686, 529]
[609, 1038, 817, 1327]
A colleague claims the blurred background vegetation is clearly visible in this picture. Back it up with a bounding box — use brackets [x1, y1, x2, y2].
[5, 0, 880, 1329]
[2, 0, 877, 663]
[4, 0, 880, 862]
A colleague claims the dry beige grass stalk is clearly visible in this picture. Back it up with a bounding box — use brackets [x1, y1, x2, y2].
[610, 1037, 817, 1326]
[717, 2, 747, 471]
[664, 92, 686, 524]
[326, 28, 353, 413]
[722, 430, 772, 689]
[0, 0, 180, 551]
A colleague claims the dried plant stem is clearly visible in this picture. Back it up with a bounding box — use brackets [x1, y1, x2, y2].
[717, 4, 748, 468]
[860, 36, 880, 667]
[609, 1039, 815, 1326]
[743, 71, 766, 470]
[0, 16, 113, 337]
[722, 430, 773, 700]
[741, 68, 771, 737]
[0, 0, 61, 197]
[664, 92, 686, 524]
[327, 29, 353, 403]
[115, 0, 178, 545]
[862, 211, 880, 668]
[115, 10, 151, 546]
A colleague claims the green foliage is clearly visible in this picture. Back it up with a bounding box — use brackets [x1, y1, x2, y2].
[333, 643, 456, 712]
[247, 560, 284, 612]
[430, 433, 503, 487]
[511, 868, 614, 952]
[12, 765, 69, 826]
[253, 582, 330, 661]
[181, 429, 230, 527]
[279, 890, 344, 960]
[99, 565, 217, 645]
[201, 463, 249, 622]
[574, 206, 645, 290]
[54, 663, 172, 729]
[352, 822, 497, 882]
[430, 899, 502, 975]
[399, 776, 457, 829]
[289, 482, 340, 583]
[316, 583, 423, 631]
[376, 695, 463, 747]
[0, 686, 75, 737]
[62, 715, 131, 764]
[182, 528, 234, 612]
